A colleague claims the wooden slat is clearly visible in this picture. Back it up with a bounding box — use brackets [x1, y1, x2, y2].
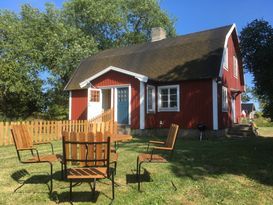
[79, 132, 86, 167]
[62, 131, 70, 164]
[86, 132, 95, 166]
[0, 122, 3, 146]
[70, 132, 78, 165]
[96, 132, 104, 166]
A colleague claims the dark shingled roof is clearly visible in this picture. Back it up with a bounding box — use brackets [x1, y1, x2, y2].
[242, 103, 256, 113]
[65, 25, 233, 90]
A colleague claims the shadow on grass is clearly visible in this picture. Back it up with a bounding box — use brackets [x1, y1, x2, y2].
[11, 169, 51, 192]
[126, 168, 152, 184]
[50, 191, 100, 203]
[128, 135, 273, 187]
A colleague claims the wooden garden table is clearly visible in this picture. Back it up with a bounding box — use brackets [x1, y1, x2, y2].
[110, 134, 133, 142]
[109, 134, 133, 150]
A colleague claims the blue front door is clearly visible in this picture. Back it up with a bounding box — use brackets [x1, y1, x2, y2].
[117, 87, 129, 124]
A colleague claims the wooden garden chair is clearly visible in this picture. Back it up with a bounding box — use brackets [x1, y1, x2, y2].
[62, 131, 115, 201]
[136, 123, 179, 191]
[11, 124, 62, 193]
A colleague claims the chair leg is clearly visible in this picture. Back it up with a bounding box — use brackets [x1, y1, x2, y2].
[61, 163, 64, 180]
[114, 161, 117, 175]
[146, 143, 150, 152]
[138, 162, 142, 191]
[112, 172, 115, 199]
[49, 162, 53, 193]
[70, 181, 72, 201]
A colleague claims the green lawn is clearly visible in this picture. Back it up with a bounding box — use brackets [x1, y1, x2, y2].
[1, 133, 273, 204]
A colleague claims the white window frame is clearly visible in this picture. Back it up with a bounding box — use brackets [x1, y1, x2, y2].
[233, 55, 238, 78]
[223, 46, 229, 70]
[222, 86, 228, 112]
[146, 85, 156, 113]
[158, 85, 180, 112]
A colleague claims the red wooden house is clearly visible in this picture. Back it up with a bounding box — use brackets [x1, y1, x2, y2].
[65, 24, 245, 133]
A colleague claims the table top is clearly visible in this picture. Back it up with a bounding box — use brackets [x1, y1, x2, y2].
[109, 134, 133, 142]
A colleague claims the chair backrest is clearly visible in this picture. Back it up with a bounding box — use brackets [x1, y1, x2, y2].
[11, 124, 33, 150]
[62, 131, 111, 176]
[165, 124, 179, 149]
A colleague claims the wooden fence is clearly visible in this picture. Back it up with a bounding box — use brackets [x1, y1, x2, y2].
[0, 109, 116, 146]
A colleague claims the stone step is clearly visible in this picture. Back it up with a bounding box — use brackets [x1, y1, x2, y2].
[117, 125, 131, 135]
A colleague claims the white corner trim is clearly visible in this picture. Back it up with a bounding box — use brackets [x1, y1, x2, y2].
[212, 79, 218, 130]
[140, 82, 145, 129]
[69, 91, 72, 120]
[114, 88, 118, 122]
[79, 66, 148, 88]
[219, 24, 237, 77]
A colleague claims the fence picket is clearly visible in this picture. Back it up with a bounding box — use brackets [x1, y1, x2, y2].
[0, 108, 114, 146]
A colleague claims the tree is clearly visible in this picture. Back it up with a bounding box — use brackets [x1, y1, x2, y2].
[0, 0, 175, 120]
[63, 0, 176, 49]
[240, 19, 273, 119]
[0, 10, 44, 120]
[241, 86, 251, 102]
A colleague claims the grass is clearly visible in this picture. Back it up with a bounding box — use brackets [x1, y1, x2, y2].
[2, 132, 273, 204]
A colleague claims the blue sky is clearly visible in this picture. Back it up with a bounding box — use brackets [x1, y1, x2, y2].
[2, 0, 273, 109]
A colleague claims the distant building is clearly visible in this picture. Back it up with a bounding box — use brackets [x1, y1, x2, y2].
[241, 103, 256, 119]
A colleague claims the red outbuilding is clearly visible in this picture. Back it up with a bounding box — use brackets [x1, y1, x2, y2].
[65, 24, 245, 134]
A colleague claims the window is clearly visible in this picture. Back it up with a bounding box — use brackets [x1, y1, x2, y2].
[233, 56, 238, 78]
[158, 85, 179, 112]
[222, 86, 228, 112]
[90, 90, 100, 102]
[223, 46, 228, 70]
[147, 85, 155, 113]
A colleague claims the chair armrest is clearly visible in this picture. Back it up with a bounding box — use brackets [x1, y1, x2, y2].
[149, 140, 165, 145]
[147, 140, 165, 152]
[153, 146, 172, 151]
[34, 142, 54, 154]
[18, 147, 41, 161]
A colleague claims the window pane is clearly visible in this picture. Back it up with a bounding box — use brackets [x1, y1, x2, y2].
[160, 89, 168, 95]
[162, 102, 168, 108]
[170, 101, 177, 107]
[161, 95, 168, 101]
[170, 88, 177, 94]
[90, 90, 100, 102]
[170, 94, 177, 101]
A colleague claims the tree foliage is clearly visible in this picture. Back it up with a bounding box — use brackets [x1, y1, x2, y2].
[240, 19, 273, 119]
[0, 0, 176, 120]
[241, 86, 252, 102]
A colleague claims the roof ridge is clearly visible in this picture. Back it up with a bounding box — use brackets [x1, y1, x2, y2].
[86, 24, 232, 60]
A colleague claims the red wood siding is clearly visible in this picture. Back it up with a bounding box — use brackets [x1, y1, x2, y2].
[145, 79, 213, 129]
[219, 31, 244, 128]
[71, 89, 87, 120]
[91, 70, 140, 129]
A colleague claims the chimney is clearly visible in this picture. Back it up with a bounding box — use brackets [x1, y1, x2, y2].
[151, 27, 166, 42]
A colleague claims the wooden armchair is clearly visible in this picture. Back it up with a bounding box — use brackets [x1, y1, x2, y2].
[62, 131, 115, 201]
[11, 124, 62, 193]
[136, 123, 179, 191]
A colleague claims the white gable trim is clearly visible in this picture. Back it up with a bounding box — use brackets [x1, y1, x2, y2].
[79, 66, 148, 88]
[219, 24, 238, 77]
